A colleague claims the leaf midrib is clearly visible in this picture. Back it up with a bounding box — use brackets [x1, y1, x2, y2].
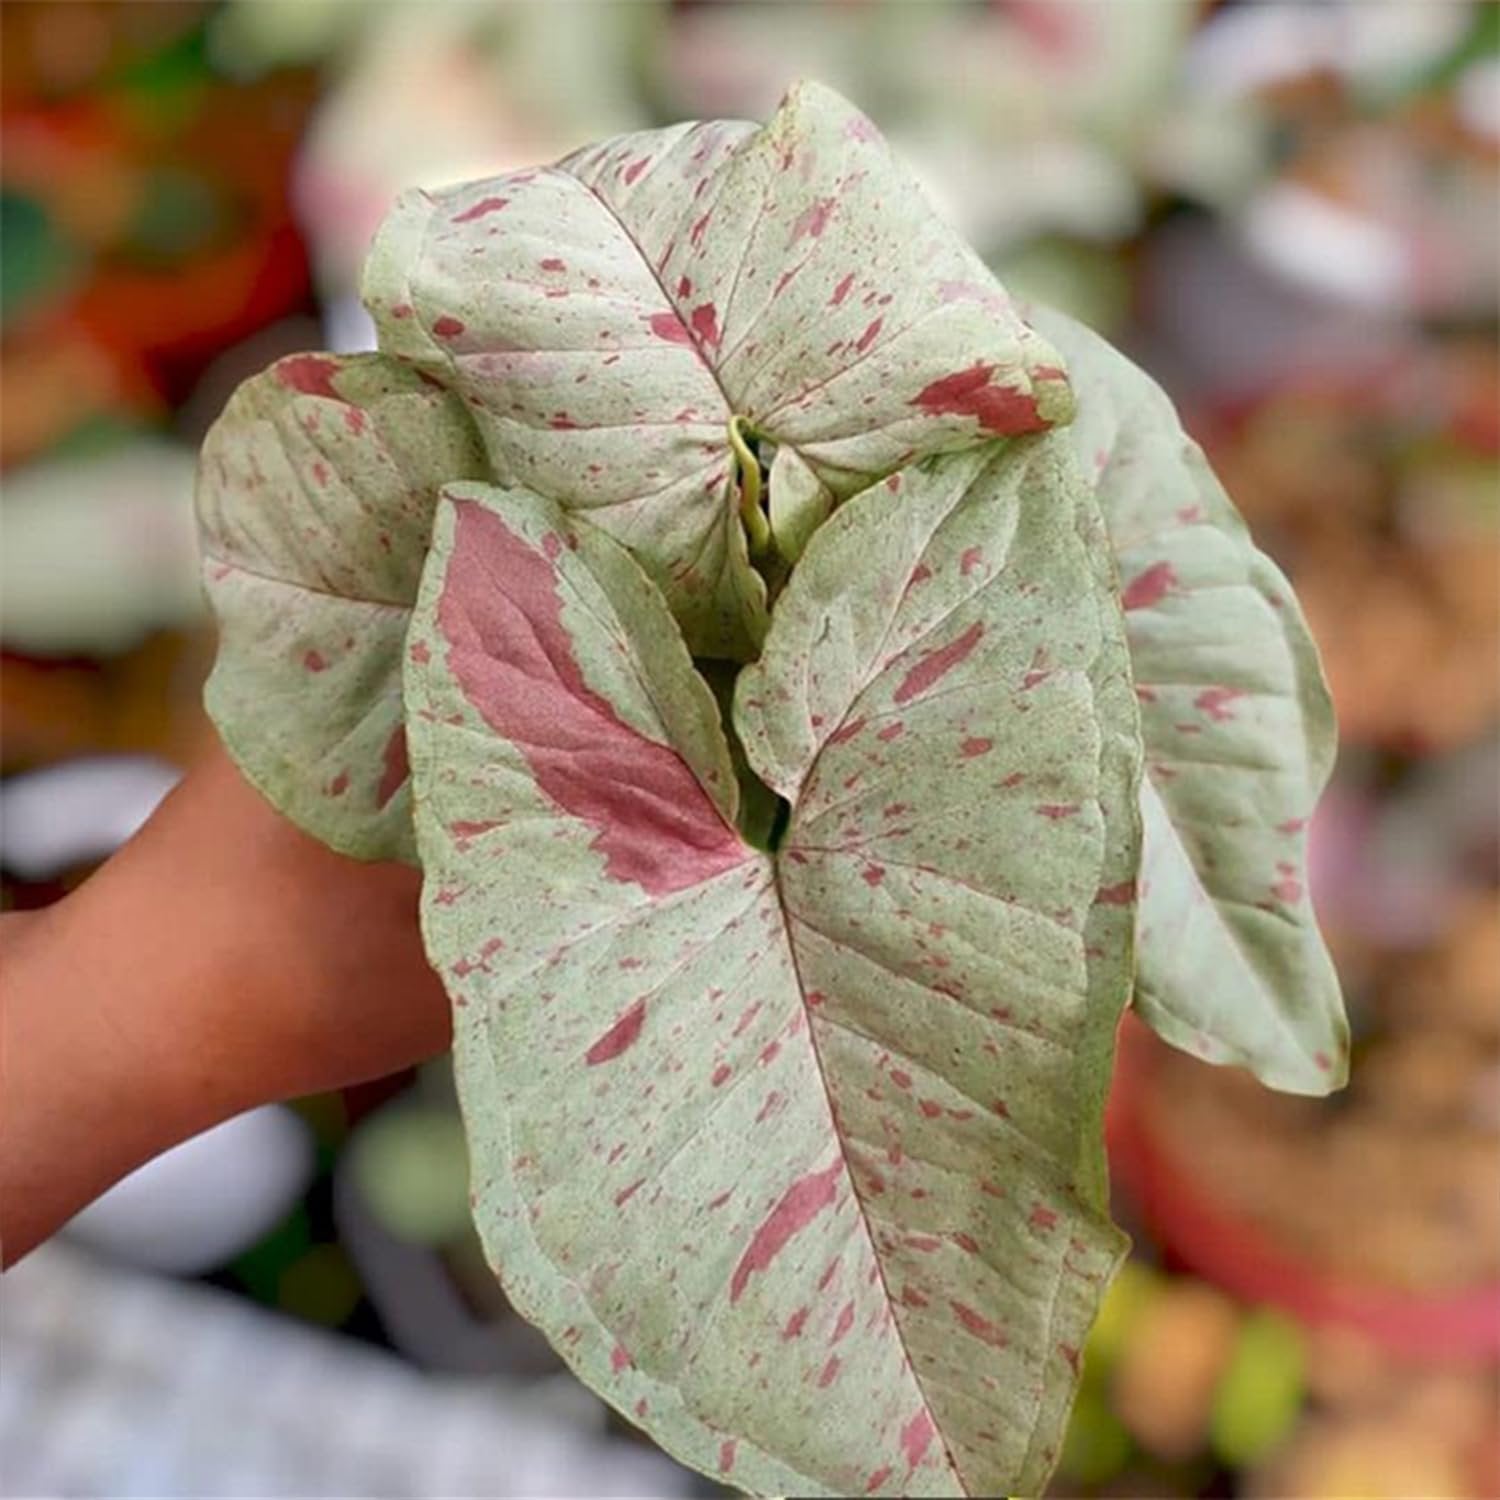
[770, 855, 972, 1497]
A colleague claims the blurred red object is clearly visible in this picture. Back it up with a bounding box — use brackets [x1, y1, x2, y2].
[1, 16, 314, 466]
[1109, 1012, 1500, 1362]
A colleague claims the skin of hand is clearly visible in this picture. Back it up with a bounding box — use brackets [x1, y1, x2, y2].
[0, 744, 451, 1267]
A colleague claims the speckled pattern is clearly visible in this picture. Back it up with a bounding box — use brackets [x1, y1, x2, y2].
[1030, 306, 1347, 1096]
[404, 435, 1140, 1497]
[187, 80, 1348, 1499]
[363, 81, 1072, 660]
[197, 352, 487, 862]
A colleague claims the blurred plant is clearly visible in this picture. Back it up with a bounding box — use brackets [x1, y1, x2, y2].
[658, 0, 1262, 260]
[0, 441, 202, 655]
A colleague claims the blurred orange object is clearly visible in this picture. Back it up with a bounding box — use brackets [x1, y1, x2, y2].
[1108, 1012, 1500, 1362]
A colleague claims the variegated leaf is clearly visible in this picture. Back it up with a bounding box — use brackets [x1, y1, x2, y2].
[365, 79, 1072, 659]
[1027, 304, 1347, 1095]
[405, 436, 1139, 1497]
[197, 351, 487, 860]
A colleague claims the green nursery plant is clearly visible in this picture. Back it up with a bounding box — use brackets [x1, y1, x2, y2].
[196, 82, 1346, 1498]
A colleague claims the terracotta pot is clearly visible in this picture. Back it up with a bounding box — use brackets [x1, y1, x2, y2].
[1107, 1013, 1500, 1363]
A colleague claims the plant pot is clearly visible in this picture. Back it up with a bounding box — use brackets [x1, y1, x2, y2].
[1107, 1012, 1500, 1363]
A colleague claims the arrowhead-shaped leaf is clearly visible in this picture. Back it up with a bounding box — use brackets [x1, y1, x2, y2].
[1027, 304, 1347, 1095]
[364, 79, 1072, 660]
[197, 352, 487, 860]
[405, 435, 1140, 1496]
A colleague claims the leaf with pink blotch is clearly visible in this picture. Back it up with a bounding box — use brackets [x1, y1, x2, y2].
[197, 351, 487, 861]
[404, 432, 1139, 1497]
[1029, 303, 1347, 1095]
[364, 79, 1072, 659]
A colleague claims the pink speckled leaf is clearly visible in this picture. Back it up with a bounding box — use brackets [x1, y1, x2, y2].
[197, 352, 486, 860]
[406, 436, 1139, 1496]
[1029, 305, 1347, 1095]
[365, 79, 1071, 659]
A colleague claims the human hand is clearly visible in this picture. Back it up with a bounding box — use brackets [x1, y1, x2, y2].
[0, 744, 450, 1266]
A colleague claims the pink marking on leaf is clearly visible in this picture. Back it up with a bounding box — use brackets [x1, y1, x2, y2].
[952, 1300, 1007, 1349]
[901, 1411, 936, 1469]
[1278, 817, 1307, 834]
[862, 864, 886, 887]
[830, 272, 856, 307]
[1029, 1204, 1059, 1232]
[831, 1300, 856, 1344]
[960, 546, 983, 576]
[893, 622, 985, 704]
[451, 196, 509, 223]
[690, 303, 722, 348]
[791, 196, 835, 244]
[876, 721, 905, 743]
[376, 727, 409, 808]
[611, 1343, 632, 1372]
[676, 275, 692, 297]
[782, 1305, 810, 1339]
[911, 364, 1045, 435]
[342, 406, 366, 436]
[718, 1439, 737, 1474]
[614, 1178, 645, 1208]
[329, 771, 349, 796]
[828, 715, 867, 746]
[817, 1355, 842, 1387]
[623, 156, 650, 185]
[1097, 879, 1136, 906]
[586, 999, 646, 1066]
[540, 257, 566, 272]
[438, 502, 746, 895]
[1315, 1050, 1332, 1072]
[303, 649, 328, 673]
[1036, 803, 1080, 820]
[960, 736, 993, 759]
[866, 1465, 893, 1493]
[275, 354, 342, 399]
[855, 318, 883, 354]
[730, 1161, 842, 1303]
[432, 315, 466, 339]
[450, 819, 500, 840]
[1121, 561, 1177, 611]
[711, 1063, 732, 1087]
[647, 312, 694, 345]
[1195, 686, 1244, 722]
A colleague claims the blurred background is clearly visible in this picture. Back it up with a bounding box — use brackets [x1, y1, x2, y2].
[1, 2, 1496, 1496]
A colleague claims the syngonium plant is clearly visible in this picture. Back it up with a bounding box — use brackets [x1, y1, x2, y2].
[196, 82, 1346, 1499]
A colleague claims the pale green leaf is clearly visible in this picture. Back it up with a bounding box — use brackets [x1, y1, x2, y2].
[767, 443, 833, 564]
[405, 436, 1139, 1497]
[1027, 303, 1347, 1095]
[197, 351, 487, 861]
[364, 79, 1071, 659]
